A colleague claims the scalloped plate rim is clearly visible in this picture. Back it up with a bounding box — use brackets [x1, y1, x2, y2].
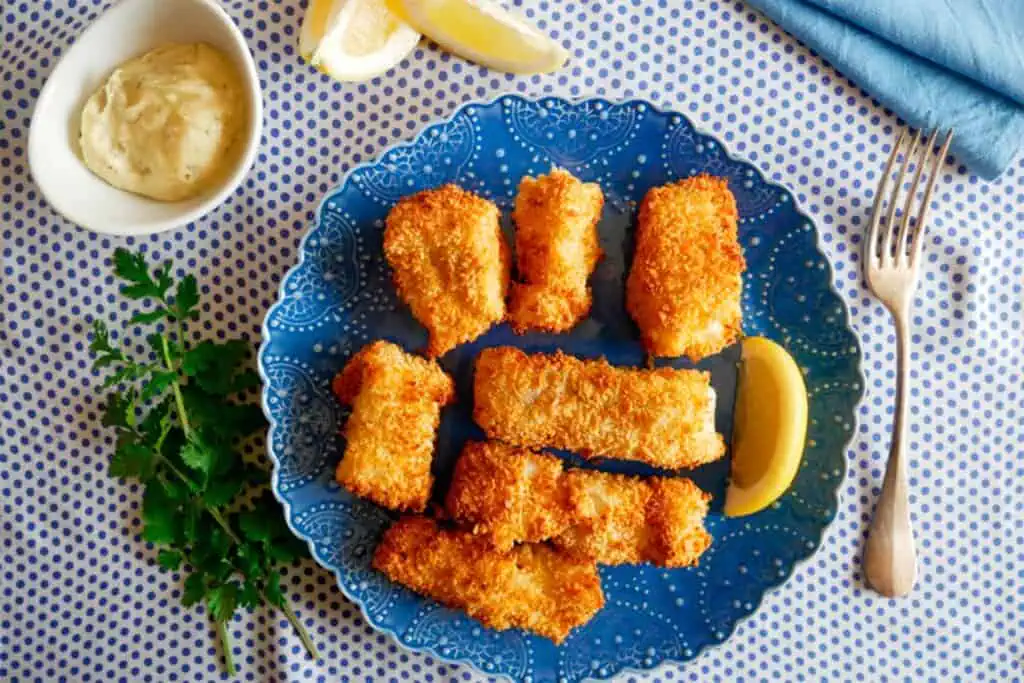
[257, 93, 866, 681]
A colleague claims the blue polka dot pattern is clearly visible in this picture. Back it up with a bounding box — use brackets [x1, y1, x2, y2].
[1, 1, 1022, 682]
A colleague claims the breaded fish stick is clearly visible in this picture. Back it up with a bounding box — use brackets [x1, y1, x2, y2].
[557, 471, 712, 567]
[627, 175, 746, 360]
[372, 516, 604, 643]
[332, 341, 455, 511]
[445, 441, 712, 567]
[473, 347, 725, 469]
[384, 185, 510, 357]
[508, 168, 604, 333]
[445, 441, 570, 551]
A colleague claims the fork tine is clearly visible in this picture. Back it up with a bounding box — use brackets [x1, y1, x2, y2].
[908, 129, 953, 267]
[866, 129, 906, 266]
[881, 129, 922, 265]
[895, 129, 939, 265]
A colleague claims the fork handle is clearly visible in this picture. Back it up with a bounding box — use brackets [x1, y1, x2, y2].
[863, 311, 917, 597]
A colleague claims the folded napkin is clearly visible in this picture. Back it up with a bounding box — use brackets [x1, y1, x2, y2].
[745, 0, 1024, 178]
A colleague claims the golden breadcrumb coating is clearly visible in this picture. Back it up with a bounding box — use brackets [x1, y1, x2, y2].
[508, 168, 604, 333]
[372, 516, 604, 643]
[383, 185, 511, 357]
[626, 175, 746, 360]
[445, 441, 712, 566]
[332, 341, 455, 511]
[556, 472, 712, 567]
[444, 441, 570, 551]
[473, 346, 725, 469]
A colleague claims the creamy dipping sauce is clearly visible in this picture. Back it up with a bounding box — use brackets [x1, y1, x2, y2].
[79, 42, 245, 202]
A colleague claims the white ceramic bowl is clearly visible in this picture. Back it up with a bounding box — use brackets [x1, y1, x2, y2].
[28, 0, 263, 236]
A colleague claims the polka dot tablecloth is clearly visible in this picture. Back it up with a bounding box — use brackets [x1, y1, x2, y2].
[2, 1, 1022, 681]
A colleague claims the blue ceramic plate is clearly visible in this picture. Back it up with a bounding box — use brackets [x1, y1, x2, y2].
[259, 96, 863, 682]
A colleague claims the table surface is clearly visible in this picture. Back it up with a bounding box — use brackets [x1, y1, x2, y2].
[2, 1, 1022, 682]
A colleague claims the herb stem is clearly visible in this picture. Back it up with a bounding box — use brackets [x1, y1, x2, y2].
[216, 619, 236, 676]
[154, 453, 195, 491]
[209, 508, 244, 546]
[175, 316, 188, 355]
[272, 593, 320, 661]
[160, 334, 192, 436]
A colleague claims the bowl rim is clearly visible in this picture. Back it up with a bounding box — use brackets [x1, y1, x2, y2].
[27, 0, 264, 236]
[257, 93, 867, 682]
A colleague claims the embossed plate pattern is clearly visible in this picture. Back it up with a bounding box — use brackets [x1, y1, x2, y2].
[259, 96, 863, 682]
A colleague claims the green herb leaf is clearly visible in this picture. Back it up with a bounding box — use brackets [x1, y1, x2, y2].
[93, 247, 319, 672]
[179, 385, 265, 440]
[221, 403, 266, 440]
[113, 249, 174, 301]
[207, 581, 240, 622]
[159, 428, 191, 478]
[146, 333, 167, 360]
[110, 441, 155, 480]
[268, 535, 307, 564]
[113, 249, 152, 285]
[101, 393, 133, 429]
[157, 549, 183, 571]
[232, 370, 261, 393]
[234, 543, 266, 580]
[246, 493, 292, 541]
[90, 320, 121, 357]
[175, 275, 199, 320]
[93, 354, 124, 370]
[239, 580, 261, 609]
[105, 389, 140, 428]
[100, 365, 133, 389]
[155, 263, 174, 300]
[182, 502, 201, 542]
[182, 340, 251, 396]
[160, 475, 192, 502]
[121, 283, 158, 299]
[129, 308, 170, 325]
[180, 434, 217, 477]
[212, 560, 235, 582]
[139, 399, 172, 444]
[90, 319, 111, 351]
[204, 473, 244, 508]
[264, 571, 284, 608]
[238, 508, 274, 544]
[141, 484, 180, 544]
[182, 573, 207, 607]
[192, 525, 231, 572]
[141, 371, 177, 402]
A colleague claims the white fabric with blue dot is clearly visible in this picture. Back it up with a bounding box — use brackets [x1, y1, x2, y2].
[1, 1, 1021, 681]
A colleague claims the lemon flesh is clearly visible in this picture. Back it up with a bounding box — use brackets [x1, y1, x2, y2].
[389, 0, 568, 74]
[724, 336, 809, 517]
[300, 0, 421, 82]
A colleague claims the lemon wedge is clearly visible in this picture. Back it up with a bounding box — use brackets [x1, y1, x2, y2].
[724, 336, 809, 517]
[300, 0, 421, 82]
[389, 0, 569, 74]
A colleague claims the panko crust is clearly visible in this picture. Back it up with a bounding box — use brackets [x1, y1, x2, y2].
[626, 175, 746, 360]
[508, 168, 604, 333]
[384, 185, 511, 357]
[644, 477, 714, 567]
[473, 346, 725, 469]
[332, 341, 455, 511]
[372, 516, 604, 643]
[445, 441, 571, 551]
[555, 472, 712, 567]
[444, 441, 713, 567]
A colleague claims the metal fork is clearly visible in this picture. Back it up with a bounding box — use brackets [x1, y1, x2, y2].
[862, 128, 953, 598]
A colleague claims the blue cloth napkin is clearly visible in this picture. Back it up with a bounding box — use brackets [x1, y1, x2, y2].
[745, 0, 1024, 178]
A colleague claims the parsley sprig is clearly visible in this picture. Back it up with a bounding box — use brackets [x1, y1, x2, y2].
[90, 248, 318, 674]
